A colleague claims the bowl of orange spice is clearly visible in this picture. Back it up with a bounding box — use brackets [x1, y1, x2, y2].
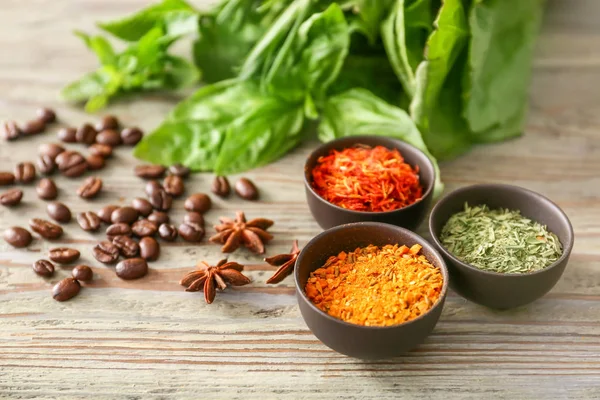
[304, 135, 435, 230]
[295, 222, 448, 359]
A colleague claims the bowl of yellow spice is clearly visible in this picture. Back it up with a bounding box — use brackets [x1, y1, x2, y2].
[429, 184, 574, 309]
[295, 222, 448, 359]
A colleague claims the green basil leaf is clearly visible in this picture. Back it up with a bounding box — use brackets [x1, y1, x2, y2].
[61, 71, 112, 103]
[74, 31, 116, 65]
[348, 0, 394, 44]
[163, 55, 201, 89]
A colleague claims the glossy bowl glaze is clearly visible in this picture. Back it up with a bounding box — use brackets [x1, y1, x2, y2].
[295, 222, 449, 359]
[429, 184, 574, 309]
[304, 136, 435, 230]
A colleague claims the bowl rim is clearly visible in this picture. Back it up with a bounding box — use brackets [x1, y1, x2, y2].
[428, 183, 575, 278]
[294, 221, 449, 330]
[303, 135, 436, 215]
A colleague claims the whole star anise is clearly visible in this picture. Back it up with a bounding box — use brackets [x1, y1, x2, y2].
[179, 259, 251, 304]
[265, 240, 301, 284]
[209, 211, 274, 254]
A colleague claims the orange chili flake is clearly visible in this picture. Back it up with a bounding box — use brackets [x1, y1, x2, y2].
[305, 244, 443, 327]
[311, 145, 423, 212]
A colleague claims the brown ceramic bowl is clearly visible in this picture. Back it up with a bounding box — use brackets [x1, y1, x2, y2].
[294, 222, 449, 359]
[429, 184, 574, 309]
[304, 136, 436, 230]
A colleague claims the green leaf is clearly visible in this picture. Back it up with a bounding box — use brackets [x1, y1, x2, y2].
[319, 88, 443, 196]
[463, 0, 545, 136]
[163, 55, 200, 89]
[348, 0, 395, 44]
[74, 31, 116, 65]
[61, 71, 112, 103]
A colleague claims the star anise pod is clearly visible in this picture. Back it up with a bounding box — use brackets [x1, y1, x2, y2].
[179, 259, 251, 304]
[265, 240, 301, 284]
[209, 211, 274, 254]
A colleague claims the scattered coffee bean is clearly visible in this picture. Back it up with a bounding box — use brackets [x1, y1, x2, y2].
[86, 154, 105, 171]
[21, 119, 45, 135]
[96, 115, 119, 131]
[49, 247, 80, 264]
[47, 202, 71, 223]
[121, 127, 143, 145]
[36, 108, 57, 124]
[184, 193, 212, 213]
[2, 121, 21, 141]
[33, 259, 55, 277]
[168, 163, 190, 178]
[0, 172, 15, 186]
[145, 180, 162, 196]
[52, 278, 81, 302]
[39, 143, 65, 160]
[36, 155, 56, 175]
[158, 223, 178, 241]
[76, 123, 97, 144]
[89, 143, 113, 158]
[139, 237, 160, 262]
[235, 177, 259, 200]
[163, 175, 184, 197]
[77, 177, 103, 199]
[57, 151, 87, 178]
[111, 206, 139, 224]
[0, 189, 23, 206]
[178, 222, 205, 243]
[184, 212, 204, 226]
[93, 241, 120, 264]
[211, 176, 231, 198]
[36, 178, 58, 200]
[29, 218, 63, 239]
[3, 226, 32, 248]
[116, 257, 148, 280]
[135, 164, 166, 179]
[132, 219, 157, 237]
[57, 127, 77, 143]
[72, 265, 93, 282]
[96, 129, 122, 147]
[77, 211, 102, 232]
[132, 198, 153, 217]
[14, 162, 36, 183]
[148, 211, 169, 225]
[149, 187, 172, 211]
[106, 223, 132, 240]
[98, 205, 120, 224]
[113, 235, 140, 258]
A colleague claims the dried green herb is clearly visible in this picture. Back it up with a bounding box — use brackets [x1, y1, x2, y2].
[440, 203, 562, 274]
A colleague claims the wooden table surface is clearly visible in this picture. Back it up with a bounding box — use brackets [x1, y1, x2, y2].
[1, 0, 599, 398]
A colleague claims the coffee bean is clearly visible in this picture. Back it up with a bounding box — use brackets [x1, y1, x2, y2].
[106, 223, 132, 240]
[77, 177, 103, 199]
[33, 259, 55, 277]
[52, 278, 81, 301]
[184, 212, 204, 226]
[139, 237, 160, 262]
[14, 162, 36, 183]
[234, 177, 259, 200]
[77, 211, 102, 232]
[111, 206, 139, 225]
[121, 127, 143, 145]
[158, 223, 178, 241]
[39, 143, 65, 160]
[57, 151, 87, 178]
[93, 241, 120, 264]
[22, 119, 45, 135]
[112, 235, 139, 258]
[145, 180, 162, 197]
[36, 108, 57, 124]
[163, 175, 184, 197]
[29, 218, 63, 239]
[116, 257, 148, 280]
[148, 187, 172, 211]
[184, 193, 212, 213]
[86, 154, 105, 171]
[36, 178, 58, 200]
[76, 123, 97, 144]
[3, 227, 32, 248]
[96, 129, 122, 147]
[2, 121, 21, 141]
[89, 143, 113, 158]
[178, 222, 205, 243]
[49, 247, 80, 264]
[0, 189, 23, 206]
[57, 127, 77, 143]
[148, 211, 169, 225]
[72, 265, 93, 281]
[36, 155, 56, 175]
[0, 172, 15, 186]
[135, 164, 166, 179]
[47, 202, 71, 223]
[98, 205, 119, 224]
[211, 176, 231, 198]
[131, 198, 153, 217]
[168, 163, 190, 178]
[132, 219, 157, 237]
[96, 115, 119, 131]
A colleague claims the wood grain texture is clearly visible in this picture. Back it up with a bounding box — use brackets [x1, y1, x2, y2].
[1, 0, 600, 398]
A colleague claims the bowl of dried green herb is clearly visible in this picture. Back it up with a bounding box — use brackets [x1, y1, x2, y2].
[429, 184, 574, 309]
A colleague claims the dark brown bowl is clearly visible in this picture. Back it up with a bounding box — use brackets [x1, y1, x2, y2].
[304, 136, 435, 230]
[294, 222, 449, 359]
[429, 184, 574, 309]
